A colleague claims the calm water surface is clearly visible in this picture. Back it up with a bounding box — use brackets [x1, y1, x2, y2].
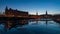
[0, 19, 60, 34]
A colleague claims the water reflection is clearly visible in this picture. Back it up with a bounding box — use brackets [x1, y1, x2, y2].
[0, 19, 60, 34]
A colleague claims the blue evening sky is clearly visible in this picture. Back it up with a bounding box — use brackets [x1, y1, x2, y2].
[0, 0, 60, 15]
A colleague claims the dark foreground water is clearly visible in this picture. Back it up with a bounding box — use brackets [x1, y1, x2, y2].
[0, 19, 60, 34]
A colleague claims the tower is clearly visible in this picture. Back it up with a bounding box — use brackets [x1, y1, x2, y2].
[46, 10, 47, 15]
[36, 12, 38, 15]
[5, 6, 8, 12]
[5, 6, 8, 15]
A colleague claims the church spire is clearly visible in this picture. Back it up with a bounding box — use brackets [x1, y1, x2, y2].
[46, 10, 47, 15]
[5, 6, 8, 11]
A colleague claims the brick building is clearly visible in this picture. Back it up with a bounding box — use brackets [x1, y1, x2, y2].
[5, 6, 28, 17]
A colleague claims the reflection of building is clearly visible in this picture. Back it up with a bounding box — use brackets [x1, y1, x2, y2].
[5, 6, 28, 17]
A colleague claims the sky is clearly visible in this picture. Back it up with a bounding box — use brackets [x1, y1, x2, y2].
[0, 0, 60, 15]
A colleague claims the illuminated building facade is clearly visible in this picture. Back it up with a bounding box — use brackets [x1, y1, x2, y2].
[5, 6, 28, 17]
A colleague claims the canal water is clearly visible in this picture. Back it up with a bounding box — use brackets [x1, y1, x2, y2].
[0, 19, 60, 34]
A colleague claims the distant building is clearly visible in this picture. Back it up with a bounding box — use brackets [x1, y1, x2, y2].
[5, 6, 28, 17]
[36, 12, 38, 15]
[46, 10, 47, 15]
[40, 10, 52, 18]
